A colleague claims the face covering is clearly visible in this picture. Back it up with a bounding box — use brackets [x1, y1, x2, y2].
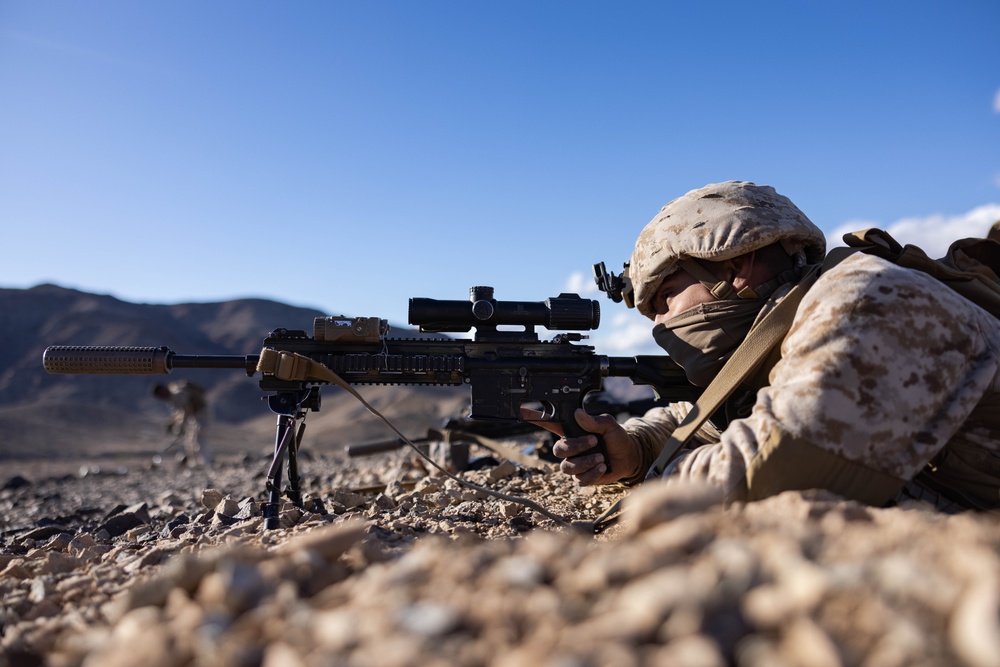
[652, 299, 766, 388]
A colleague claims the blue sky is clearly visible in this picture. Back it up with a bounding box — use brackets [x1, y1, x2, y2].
[2, 1, 998, 355]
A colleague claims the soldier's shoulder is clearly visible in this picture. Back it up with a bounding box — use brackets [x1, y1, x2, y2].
[815, 252, 966, 304]
[800, 251, 1000, 339]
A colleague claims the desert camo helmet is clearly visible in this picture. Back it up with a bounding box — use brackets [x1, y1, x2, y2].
[629, 180, 827, 319]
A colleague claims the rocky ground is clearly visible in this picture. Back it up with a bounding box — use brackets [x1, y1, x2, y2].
[3, 439, 1000, 667]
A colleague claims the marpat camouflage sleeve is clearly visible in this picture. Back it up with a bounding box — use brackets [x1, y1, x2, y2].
[618, 402, 723, 485]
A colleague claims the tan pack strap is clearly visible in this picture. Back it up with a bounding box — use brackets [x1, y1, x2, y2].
[843, 228, 904, 257]
[589, 264, 823, 534]
[255, 348, 574, 529]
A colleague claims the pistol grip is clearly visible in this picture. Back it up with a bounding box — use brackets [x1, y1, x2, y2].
[561, 414, 611, 475]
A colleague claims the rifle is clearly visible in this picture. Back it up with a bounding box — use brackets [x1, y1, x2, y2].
[43, 286, 699, 529]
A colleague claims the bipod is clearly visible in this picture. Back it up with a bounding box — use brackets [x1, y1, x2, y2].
[262, 387, 319, 530]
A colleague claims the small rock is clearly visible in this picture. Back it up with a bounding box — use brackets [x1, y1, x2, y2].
[330, 489, 367, 510]
[488, 459, 518, 481]
[19, 526, 71, 544]
[201, 488, 225, 509]
[235, 498, 260, 521]
[622, 478, 724, 533]
[36, 551, 80, 576]
[413, 478, 441, 495]
[158, 491, 185, 507]
[950, 573, 1000, 667]
[212, 512, 239, 527]
[3, 475, 32, 490]
[499, 501, 522, 520]
[395, 602, 461, 637]
[779, 617, 842, 667]
[277, 521, 368, 561]
[374, 493, 396, 510]
[123, 503, 151, 524]
[215, 497, 240, 517]
[68, 533, 97, 552]
[98, 513, 147, 538]
[649, 634, 727, 667]
[29, 576, 55, 603]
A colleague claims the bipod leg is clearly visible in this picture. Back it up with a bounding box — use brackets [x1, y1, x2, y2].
[262, 413, 296, 530]
[261, 389, 315, 530]
[285, 421, 307, 508]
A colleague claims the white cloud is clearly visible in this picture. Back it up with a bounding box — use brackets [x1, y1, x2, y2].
[994, 88, 1000, 113]
[589, 309, 661, 356]
[564, 270, 600, 295]
[826, 203, 1000, 257]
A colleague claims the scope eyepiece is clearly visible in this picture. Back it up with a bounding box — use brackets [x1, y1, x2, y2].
[408, 287, 600, 333]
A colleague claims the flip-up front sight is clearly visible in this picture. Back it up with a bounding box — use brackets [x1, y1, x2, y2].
[408, 286, 600, 334]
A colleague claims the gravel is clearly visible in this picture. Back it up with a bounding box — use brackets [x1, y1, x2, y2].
[3, 445, 1000, 667]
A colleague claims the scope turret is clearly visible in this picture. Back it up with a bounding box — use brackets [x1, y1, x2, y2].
[408, 287, 600, 334]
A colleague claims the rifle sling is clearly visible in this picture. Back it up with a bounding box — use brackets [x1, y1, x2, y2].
[590, 264, 822, 533]
[255, 347, 574, 528]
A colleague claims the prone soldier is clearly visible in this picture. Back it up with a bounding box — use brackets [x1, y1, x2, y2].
[549, 180, 1000, 512]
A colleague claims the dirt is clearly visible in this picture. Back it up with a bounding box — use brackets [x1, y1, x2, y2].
[3, 435, 1000, 667]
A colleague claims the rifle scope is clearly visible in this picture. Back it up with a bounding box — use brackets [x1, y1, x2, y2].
[408, 286, 600, 333]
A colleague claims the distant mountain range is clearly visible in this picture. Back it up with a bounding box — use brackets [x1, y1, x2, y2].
[0, 284, 469, 459]
[1, 284, 654, 462]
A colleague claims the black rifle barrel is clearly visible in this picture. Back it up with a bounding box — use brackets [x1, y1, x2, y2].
[42, 346, 257, 375]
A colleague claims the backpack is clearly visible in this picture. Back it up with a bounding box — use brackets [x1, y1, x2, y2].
[838, 222, 1000, 511]
[839, 221, 1000, 319]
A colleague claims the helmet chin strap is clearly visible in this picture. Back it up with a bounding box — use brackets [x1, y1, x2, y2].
[679, 255, 760, 300]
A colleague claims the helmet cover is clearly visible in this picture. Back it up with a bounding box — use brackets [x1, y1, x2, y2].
[630, 180, 826, 318]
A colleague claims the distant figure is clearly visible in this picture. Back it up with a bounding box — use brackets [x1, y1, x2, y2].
[152, 380, 213, 465]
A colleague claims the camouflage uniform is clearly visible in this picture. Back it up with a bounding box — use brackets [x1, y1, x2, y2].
[624, 181, 1000, 509]
[155, 380, 214, 465]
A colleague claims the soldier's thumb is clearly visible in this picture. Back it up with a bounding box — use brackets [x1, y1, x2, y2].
[574, 408, 617, 435]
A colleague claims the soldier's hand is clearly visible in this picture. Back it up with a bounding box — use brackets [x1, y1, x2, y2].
[520, 407, 640, 486]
